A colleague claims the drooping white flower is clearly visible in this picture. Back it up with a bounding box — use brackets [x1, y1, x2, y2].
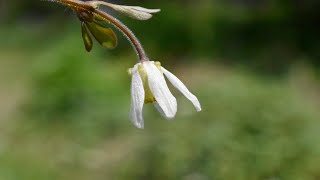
[129, 61, 201, 128]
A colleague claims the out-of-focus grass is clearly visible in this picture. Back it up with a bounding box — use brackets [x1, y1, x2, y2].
[0, 24, 320, 180]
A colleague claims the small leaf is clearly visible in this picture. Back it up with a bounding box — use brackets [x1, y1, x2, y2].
[81, 22, 93, 52]
[85, 21, 118, 49]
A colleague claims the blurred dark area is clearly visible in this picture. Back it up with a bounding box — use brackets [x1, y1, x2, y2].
[1, 0, 320, 73]
[0, 0, 320, 180]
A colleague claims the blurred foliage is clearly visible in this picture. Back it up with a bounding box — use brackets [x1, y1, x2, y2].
[0, 27, 320, 179]
[0, 0, 320, 180]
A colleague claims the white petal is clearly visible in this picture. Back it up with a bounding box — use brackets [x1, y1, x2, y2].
[153, 102, 169, 120]
[109, 5, 155, 20]
[143, 62, 177, 119]
[162, 67, 202, 112]
[89, 1, 160, 20]
[128, 6, 161, 13]
[129, 65, 145, 128]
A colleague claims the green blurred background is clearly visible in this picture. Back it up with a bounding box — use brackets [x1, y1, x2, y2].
[0, 0, 320, 179]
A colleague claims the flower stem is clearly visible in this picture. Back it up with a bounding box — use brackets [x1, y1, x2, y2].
[93, 9, 149, 62]
[50, 0, 149, 62]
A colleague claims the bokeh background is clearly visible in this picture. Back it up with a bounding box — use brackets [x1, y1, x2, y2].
[0, 0, 320, 179]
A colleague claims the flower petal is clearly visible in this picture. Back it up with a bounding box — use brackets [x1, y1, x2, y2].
[153, 102, 169, 119]
[129, 65, 145, 128]
[162, 67, 201, 112]
[143, 61, 177, 119]
[89, 1, 160, 20]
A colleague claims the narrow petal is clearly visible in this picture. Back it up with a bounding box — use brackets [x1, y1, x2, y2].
[162, 67, 202, 111]
[128, 6, 161, 13]
[153, 102, 169, 119]
[89, 1, 160, 20]
[107, 5, 155, 20]
[143, 62, 177, 119]
[129, 65, 145, 128]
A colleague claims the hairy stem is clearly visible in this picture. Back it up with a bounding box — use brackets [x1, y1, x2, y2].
[50, 0, 149, 62]
[93, 9, 149, 62]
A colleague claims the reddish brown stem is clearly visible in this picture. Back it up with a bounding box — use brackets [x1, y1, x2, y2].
[54, 0, 149, 62]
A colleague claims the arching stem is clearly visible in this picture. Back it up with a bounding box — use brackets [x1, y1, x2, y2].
[51, 0, 149, 62]
[93, 8, 149, 62]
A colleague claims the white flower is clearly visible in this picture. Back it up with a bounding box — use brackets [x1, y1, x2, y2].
[129, 61, 201, 128]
